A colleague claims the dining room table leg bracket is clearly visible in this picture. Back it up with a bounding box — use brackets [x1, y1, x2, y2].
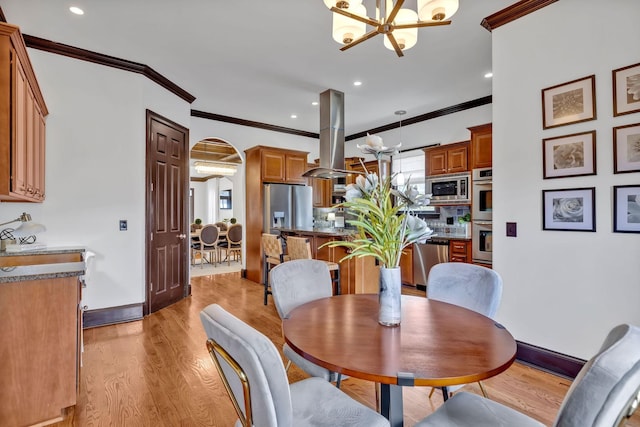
[397, 371, 415, 387]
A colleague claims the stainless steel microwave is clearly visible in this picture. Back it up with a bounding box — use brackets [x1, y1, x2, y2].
[426, 172, 471, 204]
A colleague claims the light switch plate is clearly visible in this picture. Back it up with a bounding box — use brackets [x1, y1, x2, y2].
[506, 222, 517, 237]
[119, 220, 128, 231]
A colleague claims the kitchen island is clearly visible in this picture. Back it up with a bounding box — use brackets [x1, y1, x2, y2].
[277, 228, 379, 294]
[0, 247, 86, 427]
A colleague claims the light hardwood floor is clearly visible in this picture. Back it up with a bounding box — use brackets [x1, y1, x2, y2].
[53, 272, 640, 426]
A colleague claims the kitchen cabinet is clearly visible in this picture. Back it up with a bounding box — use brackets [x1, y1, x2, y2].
[307, 162, 332, 207]
[399, 245, 414, 285]
[345, 157, 370, 185]
[260, 149, 307, 184]
[449, 239, 472, 263]
[0, 22, 48, 202]
[424, 141, 469, 175]
[245, 146, 309, 283]
[0, 250, 84, 427]
[469, 123, 492, 169]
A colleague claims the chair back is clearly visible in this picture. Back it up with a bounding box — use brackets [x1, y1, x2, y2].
[214, 221, 228, 232]
[199, 224, 219, 246]
[553, 324, 640, 427]
[270, 259, 333, 319]
[262, 233, 284, 259]
[200, 304, 293, 427]
[286, 236, 312, 260]
[227, 224, 242, 245]
[427, 262, 503, 319]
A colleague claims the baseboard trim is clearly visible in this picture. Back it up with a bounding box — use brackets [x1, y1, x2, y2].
[83, 303, 144, 329]
[516, 340, 586, 379]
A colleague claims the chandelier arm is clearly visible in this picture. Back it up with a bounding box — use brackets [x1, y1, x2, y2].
[330, 6, 378, 26]
[386, 33, 404, 57]
[340, 29, 381, 51]
[385, 0, 405, 24]
[394, 20, 451, 29]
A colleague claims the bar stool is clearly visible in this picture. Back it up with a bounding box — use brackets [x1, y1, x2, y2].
[261, 233, 290, 305]
[285, 236, 341, 295]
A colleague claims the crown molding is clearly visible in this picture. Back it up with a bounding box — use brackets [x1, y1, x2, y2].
[481, 0, 558, 32]
[191, 110, 319, 139]
[22, 34, 196, 103]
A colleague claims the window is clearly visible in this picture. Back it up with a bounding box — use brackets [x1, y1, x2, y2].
[392, 149, 435, 211]
[219, 190, 232, 210]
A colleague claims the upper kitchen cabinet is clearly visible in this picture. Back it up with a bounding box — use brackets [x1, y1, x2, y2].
[0, 23, 48, 202]
[469, 123, 492, 169]
[424, 141, 469, 176]
[307, 161, 332, 207]
[260, 148, 308, 184]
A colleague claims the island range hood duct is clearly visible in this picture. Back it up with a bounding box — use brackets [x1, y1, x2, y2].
[302, 89, 355, 179]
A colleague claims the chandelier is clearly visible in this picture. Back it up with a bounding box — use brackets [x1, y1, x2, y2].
[324, 0, 458, 57]
[194, 161, 238, 176]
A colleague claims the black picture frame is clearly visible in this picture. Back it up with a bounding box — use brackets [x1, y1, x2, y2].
[542, 187, 596, 232]
[613, 185, 640, 233]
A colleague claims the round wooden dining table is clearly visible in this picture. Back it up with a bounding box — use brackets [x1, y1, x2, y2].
[282, 294, 517, 427]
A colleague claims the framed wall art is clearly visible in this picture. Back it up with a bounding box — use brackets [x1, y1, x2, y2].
[613, 62, 640, 117]
[543, 130, 596, 179]
[542, 75, 596, 129]
[613, 185, 640, 233]
[613, 122, 640, 174]
[542, 187, 595, 232]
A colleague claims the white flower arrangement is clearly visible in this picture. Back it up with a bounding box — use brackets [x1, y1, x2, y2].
[325, 134, 433, 268]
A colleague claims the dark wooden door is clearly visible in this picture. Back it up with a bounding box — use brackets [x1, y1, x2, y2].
[146, 110, 189, 314]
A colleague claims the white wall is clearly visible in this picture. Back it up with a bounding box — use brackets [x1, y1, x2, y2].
[0, 50, 190, 310]
[191, 180, 208, 223]
[492, 0, 640, 359]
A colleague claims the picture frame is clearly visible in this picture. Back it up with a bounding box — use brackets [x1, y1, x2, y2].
[613, 185, 640, 233]
[542, 130, 596, 179]
[613, 122, 640, 174]
[612, 62, 640, 117]
[542, 187, 595, 232]
[542, 75, 596, 129]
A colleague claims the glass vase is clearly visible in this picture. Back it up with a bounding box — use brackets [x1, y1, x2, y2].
[378, 266, 402, 326]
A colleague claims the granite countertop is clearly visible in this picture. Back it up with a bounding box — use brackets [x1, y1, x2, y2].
[0, 247, 87, 283]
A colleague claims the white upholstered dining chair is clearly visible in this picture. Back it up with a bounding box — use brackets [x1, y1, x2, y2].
[426, 262, 503, 399]
[269, 259, 343, 385]
[199, 303, 389, 427]
[416, 323, 640, 427]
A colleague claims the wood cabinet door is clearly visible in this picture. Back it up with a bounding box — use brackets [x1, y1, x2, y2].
[312, 178, 331, 207]
[399, 246, 414, 285]
[447, 145, 469, 173]
[315, 236, 334, 261]
[12, 53, 28, 198]
[471, 124, 492, 169]
[449, 240, 471, 263]
[285, 154, 308, 183]
[262, 151, 286, 182]
[426, 147, 448, 175]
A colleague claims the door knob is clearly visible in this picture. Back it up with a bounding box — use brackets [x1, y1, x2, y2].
[178, 234, 186, 239]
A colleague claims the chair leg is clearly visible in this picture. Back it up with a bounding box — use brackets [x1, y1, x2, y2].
[375, 382, 380, 413]
[441, 386, 450, 401]
[336, 373, 342, 389]
[285, 360, 291, 372]
[478, 381, 489, 398]
[428, 387, 436, 398]
[263, 258, 269, 305]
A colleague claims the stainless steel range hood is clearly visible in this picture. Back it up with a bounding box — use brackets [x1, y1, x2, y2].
[302, 89, 354, 179]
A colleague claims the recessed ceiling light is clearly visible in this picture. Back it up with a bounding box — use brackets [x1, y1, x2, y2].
[290, 114, 297, 119]
[353, 81, 362, 86]
[311, 101, 319, 106]
[69, 6, 84, 15]
[484, 72, 493, 78]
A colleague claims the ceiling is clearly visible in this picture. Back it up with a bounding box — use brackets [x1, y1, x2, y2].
[2, 0, 513, 174]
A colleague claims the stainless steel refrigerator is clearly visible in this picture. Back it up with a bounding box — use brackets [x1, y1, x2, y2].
[263, 184, 314, 233]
